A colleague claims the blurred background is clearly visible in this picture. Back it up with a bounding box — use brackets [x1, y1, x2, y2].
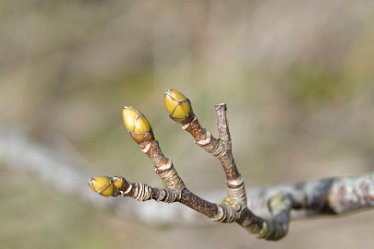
[0, 0, 373, 248]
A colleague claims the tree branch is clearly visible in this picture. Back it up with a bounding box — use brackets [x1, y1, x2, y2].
[0, 90, 373, 239]
[84, 89, 374, 241]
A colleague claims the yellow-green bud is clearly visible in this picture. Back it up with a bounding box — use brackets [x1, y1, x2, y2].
[88, 176, 114, 197]
[164, 89, 193, 123]
[122, 106, 154, 143]
[111, 176, 129, 190]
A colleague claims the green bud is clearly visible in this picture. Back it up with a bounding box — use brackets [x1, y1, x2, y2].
[88, 176, 129, 197]
[122, 106, 154, 143]
[88, 176, 115, 197]
[111, 176, 129, 191]
[164, 89, 193, 123]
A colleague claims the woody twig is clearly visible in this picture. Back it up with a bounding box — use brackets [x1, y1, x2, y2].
[88, 89, 374, 241]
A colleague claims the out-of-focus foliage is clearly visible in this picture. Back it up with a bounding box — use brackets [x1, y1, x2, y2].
[0, 0, 373, 249]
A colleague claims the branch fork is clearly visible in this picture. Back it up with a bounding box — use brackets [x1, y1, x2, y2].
[88, 89, 291, 240]
[88, 89, 373, 241]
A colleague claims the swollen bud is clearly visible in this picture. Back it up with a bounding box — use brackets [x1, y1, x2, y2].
[122, 106, 154, 143]
[88, 176, 115, 197]
[164, 89, 193, 123]
[88, 176, 129, 197]
[111, 176, 129, 190]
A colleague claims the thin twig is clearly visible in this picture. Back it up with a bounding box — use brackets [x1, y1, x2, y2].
[179, 102, 292, 239]
[1, 126, 373, 232]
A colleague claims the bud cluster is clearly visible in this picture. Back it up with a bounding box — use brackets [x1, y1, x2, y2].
[88, 176, 128, 197]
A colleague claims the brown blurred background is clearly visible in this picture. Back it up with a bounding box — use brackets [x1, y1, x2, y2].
[0, 0, 373, 248]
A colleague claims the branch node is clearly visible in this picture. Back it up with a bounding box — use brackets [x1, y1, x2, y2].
[141, 142, 152, 153]
[195, 131, 212, 146]
[120, 183, 133, 196]
[155, 159, 173, 172]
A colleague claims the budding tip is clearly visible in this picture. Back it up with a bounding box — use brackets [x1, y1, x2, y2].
[88, 176, 113, 197]
[88, 177, 96, 192]
[111, 176, 129, 190]
[122, 106, 154, 143]
[122, 105, 134, 111]
[164, 89, 173, 97]
[163, 89, 192, 123]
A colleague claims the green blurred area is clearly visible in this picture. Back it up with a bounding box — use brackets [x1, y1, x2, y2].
[0, 0, 373, 248]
